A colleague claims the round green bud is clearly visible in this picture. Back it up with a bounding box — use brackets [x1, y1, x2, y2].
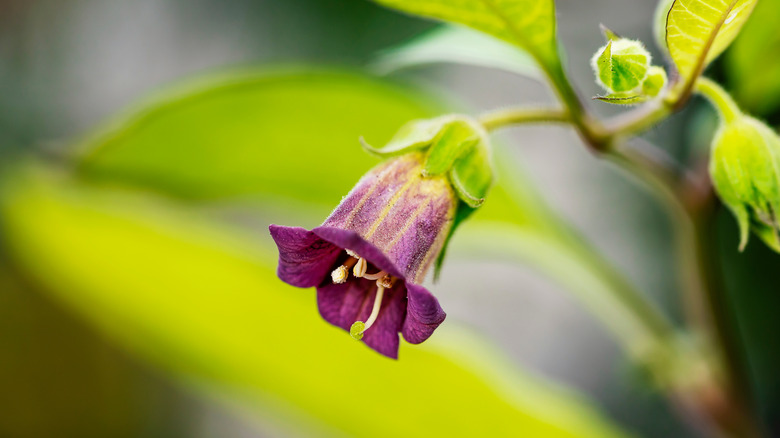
[591, 38, 652, 94]
[710, 116, 780, 252]
[350, 321, 366, 341]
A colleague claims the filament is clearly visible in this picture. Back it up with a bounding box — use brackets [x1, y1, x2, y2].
[363, 284, 385, 332]
[362, 270, 387, 281]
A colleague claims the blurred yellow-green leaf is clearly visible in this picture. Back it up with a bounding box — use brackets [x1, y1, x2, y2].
[0, 170, 630, 438]
[665, 0, 757, 80]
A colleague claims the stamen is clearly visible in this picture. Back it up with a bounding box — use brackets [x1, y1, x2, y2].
[353, 257, 368, 278]
[362, 270, 387, 281]
[330, 256, 358, 284]
[363, 282, 385, 331]
[349, 277, 393, 341]
[345, 249, 359, 258]
[331, 265, 348, 284]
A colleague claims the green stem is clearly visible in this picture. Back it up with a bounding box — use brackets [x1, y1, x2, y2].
[695, 77, 742, 123]
[542, 61, 609, 149]
[688, 198, 763, 438]
[478, 108, 569, 131]
[477, 67, 762, 435]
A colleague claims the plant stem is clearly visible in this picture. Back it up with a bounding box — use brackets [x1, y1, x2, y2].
[695, 77, 742, 123]
[478, 108, 569, 131]
[479, 68, 764, 436]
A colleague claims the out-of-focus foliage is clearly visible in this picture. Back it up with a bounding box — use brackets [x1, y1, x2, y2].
[0, 70, 634, 437]
[726, 0, 780, 116]
[73, 69, 668, 360]
[370, 0, 560, 72]
[373, 25, 540, 79]
[0, 267, 187, 438]
[76, 70, 434, 207]
[664, 0, 757, 79]
[0, 171, 630, 438]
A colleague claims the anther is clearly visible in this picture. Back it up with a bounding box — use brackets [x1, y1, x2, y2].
[353, 257, 368, 278]
[345, 249, 359, 258]
[331, 265, 348, 284]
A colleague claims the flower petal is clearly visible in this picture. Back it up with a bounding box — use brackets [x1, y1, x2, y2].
[362, 284, 405, 359]
[269, 225, 340, 288]
[402, 283, 446, 344]
[312, 227, 404, 279]
[316, 279, 371, 330]
[317, 279, 405, 359]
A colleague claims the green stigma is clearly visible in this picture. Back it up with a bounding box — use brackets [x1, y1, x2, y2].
[350, 321, 365, 340]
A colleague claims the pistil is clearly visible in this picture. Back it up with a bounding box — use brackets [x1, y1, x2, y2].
[349, 275, 395, 341]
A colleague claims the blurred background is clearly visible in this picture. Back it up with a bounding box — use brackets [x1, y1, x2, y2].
[0, 0, 778, 437]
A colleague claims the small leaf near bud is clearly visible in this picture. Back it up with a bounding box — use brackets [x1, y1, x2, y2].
[599, 24, 621, 42]
[591, 38, 652, 94]
[710, 116, 780, 252]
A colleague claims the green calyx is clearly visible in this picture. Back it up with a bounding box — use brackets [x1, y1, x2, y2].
[362, 115, 494, 281]
[591, 30, 667, 106]
[592, 38, 652, 94]
[360, 115, 494, 209]
[709, 116, 780, 252]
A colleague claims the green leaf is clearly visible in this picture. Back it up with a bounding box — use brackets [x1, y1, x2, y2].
[75, 69, 438, 209]
[0, 170, 631, 438]
[371, 0, 560, 72]
[726, 0, 780, 115]
[665, 0, 758, 80]
[373, 25, 541, 79]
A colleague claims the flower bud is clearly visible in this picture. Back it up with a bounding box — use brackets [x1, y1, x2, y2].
[591, 38, 652, 94]
[710, 116, 780, 252]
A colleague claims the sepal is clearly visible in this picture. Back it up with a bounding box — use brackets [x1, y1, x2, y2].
[423, 119, 481, 177]
[363, 115, 494, 208]
[360, 116, 454, 157]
